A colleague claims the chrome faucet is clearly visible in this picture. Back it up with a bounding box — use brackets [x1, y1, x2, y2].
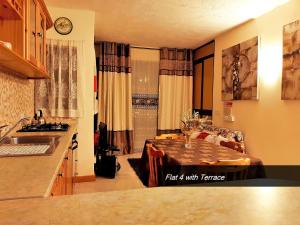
[0, 116, 31, 143]
[0, 125, 8, 130]
[0, 124, 8, 139]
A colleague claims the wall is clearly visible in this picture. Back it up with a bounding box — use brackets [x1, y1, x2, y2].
[213, 0, 300, 165]
[0, 71, 34, 126]
[47, 7, 95, 176]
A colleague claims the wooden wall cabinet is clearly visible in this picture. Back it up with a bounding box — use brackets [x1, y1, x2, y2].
[0, 0, 24, 20]
[0, 0, 52, 78]
[26, 0, 47, 70]
[0, 0, 25, 56]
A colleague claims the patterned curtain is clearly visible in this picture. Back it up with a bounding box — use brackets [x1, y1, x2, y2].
[158, 48, 193, 134]
[35, 39, 79, 117]
[131, 48, 159, 152]
[95, 42, 133, 154]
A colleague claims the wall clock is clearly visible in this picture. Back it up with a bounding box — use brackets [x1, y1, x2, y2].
[54, 17, 73, 35]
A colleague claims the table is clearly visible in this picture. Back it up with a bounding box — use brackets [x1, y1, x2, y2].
[141, 139, 263, 186]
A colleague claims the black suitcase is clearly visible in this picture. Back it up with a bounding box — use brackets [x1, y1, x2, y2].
[94, 155, 117, 179]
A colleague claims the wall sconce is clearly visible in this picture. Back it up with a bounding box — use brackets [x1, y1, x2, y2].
[223, 101, 235, 122]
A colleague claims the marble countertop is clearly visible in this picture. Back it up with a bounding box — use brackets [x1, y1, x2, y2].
[0, 120, 77, 201]
[0, 186, 299, 225]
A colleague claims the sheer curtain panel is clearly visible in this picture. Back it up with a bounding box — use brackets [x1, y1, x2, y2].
[131, 48, 159, 152]
[35, 39, 84, 118]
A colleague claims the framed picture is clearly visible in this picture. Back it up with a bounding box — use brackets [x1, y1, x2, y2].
[222, 36, 259, 100]
[282, 20, 300, 100]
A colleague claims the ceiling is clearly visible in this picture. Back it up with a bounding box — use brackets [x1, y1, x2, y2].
[45, 0, 288, 49]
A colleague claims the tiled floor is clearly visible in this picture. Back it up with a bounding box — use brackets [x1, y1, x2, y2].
[74, 152, 145, 194]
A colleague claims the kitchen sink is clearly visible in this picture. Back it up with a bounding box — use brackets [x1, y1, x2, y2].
[0, 136, 60, 157]
[1, 136, 60, 145]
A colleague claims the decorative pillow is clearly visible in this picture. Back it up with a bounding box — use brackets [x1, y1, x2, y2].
[196, 132, 210, 139]
[204, 134, 217, 144]
[220, 141, 245, 153]
[233, 131, 244, 142]
[190, 131, 201, 139]
[215, 135, 228, 145]
[204, 134, 228, 146]
[202, 125, 244, 143]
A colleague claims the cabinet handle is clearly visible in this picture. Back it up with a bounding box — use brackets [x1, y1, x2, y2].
[64, 157, 69, 160]
[37, 32, 43, 37]
[72, 145, 78, 151]
[58, 173, 64, 177]
[72, 133, 78, 141]
[32, 31, 36, 36]
[72, 141, 78, 151]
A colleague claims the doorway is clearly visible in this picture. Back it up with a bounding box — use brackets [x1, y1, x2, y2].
[193, 41, 215, 118]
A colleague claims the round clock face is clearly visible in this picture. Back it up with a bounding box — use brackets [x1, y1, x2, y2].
[54, 17, 73, 35]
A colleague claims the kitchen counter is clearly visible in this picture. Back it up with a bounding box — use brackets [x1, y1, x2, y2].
[0, 186, 300, 225]
[0, 120, 77, 201]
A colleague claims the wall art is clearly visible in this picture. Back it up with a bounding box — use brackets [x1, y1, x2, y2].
[282, 20, 300, 100]
[222, 36, 258, 100]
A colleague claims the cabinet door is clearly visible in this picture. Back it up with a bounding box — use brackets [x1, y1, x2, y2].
[37, 7, 46, 69]
[51, 174, 60, 196]
[50, 145, 75, 197]
[59, 160, 66, 195]
[50, 177, 57, 196]
[50, 162, 66, 196]
[28, 0, 37, 64]
[65, 149, 73, 195]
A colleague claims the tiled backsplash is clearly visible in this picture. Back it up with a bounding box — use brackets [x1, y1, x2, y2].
[0, 70, 34, 126]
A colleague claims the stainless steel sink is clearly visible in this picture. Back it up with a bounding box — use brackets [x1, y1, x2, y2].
[0, 136, 60, 157]
[1, 136, 60, 145]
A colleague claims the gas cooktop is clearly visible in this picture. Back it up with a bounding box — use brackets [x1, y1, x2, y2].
[17, 123, 69, 132]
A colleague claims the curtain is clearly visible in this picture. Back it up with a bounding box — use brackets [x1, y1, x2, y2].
[95, 42, 133, 154]
[132, 48, 159, 152]
[158, 48, 193, 134]
[35, 39, 84, 118]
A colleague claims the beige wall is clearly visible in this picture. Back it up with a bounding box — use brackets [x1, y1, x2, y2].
[47, 7, 95, 176]
[213, 0, 300, 165]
